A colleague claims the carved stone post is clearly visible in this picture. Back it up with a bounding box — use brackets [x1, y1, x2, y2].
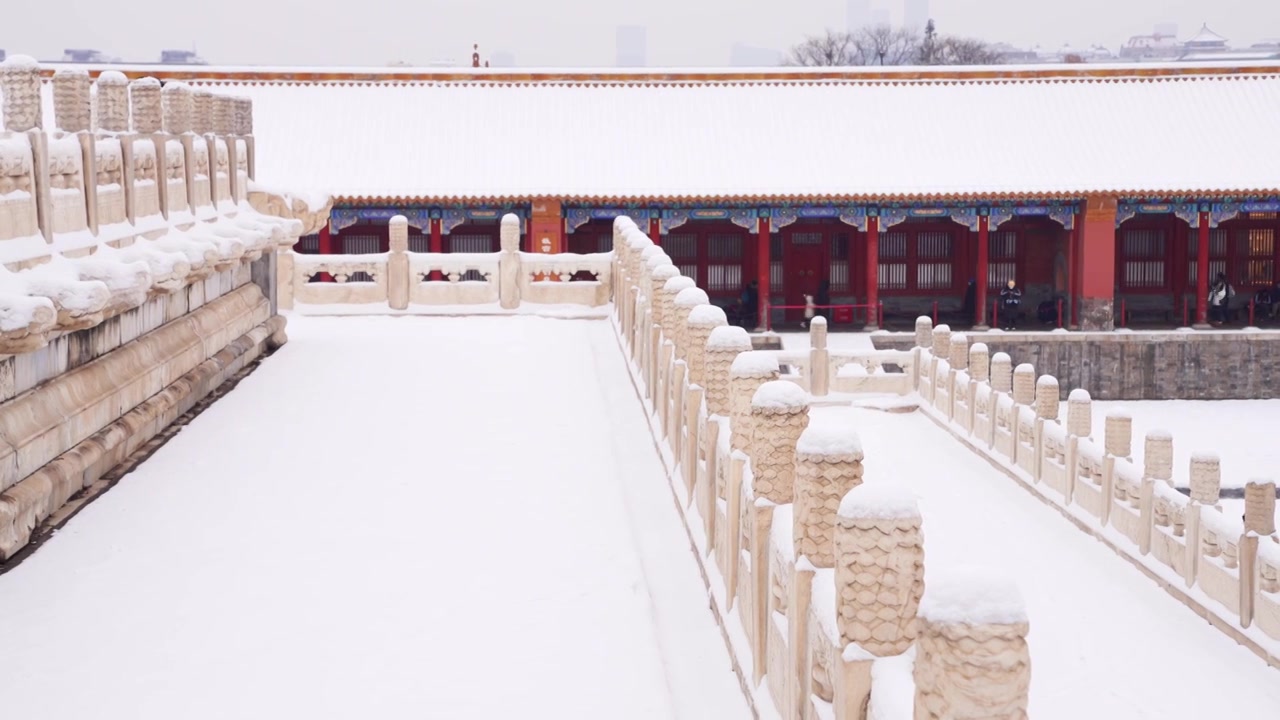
[650, 265, 679, 330]
[661, 276, 695, 344]
[809, 316, 830, 397]
[748, 380, 811, 505]
[96, 71, 130, 132]
[162, 82, 193, 134]
[932, 323, 952, 361]
[969, 342, 990, 382]
[53, 69, 92, 133]
[130, 78, 162, 134]
[498, 213, 522, 309]
[1189, 454, 1221, 506]
[914, 568, 1030, 720]
[1143, 430, 1174, 484]
[1105, 409, 1133, 458]
[915, 315, 934, 349]
[1067, 389, 1092, 437]
[0, 55, 44, 132]
[949, 332, 969, 370]
[1012, 364, 1035, 405]
[794, 425, 864, 567]
[687, 304, 728, 389]
[1241, 479, 1277, 628]
[193, 90, 214, 135]
[730, 352, 780, 455]
[673, 286, 710, 362]
[1035, 376, 1059, 420]
[387, 216, 410, 310]
[991, 352, 1013, 393]
[705, 326, 752, 417]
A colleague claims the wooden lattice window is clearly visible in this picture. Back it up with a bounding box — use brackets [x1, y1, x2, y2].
[1186, 229, 1227, 285]
[829, 233, 851, 292]
[706, 233, 744, 293]
[916, 232, 953, 290]
[665, 233, 698, 281]
[988, 231, 1017, 289]
[1121, 229, 1167, 290]
[877, 231, 908, 290]
[1236, 227, 1275, 286]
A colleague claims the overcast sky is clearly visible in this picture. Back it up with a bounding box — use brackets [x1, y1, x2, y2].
[4, 0, 1277, 67]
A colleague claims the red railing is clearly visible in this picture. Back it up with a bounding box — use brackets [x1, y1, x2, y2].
[764, 303, 881, 332]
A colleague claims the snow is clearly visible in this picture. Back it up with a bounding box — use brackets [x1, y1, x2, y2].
[645, 253, 673, 270]
[1068, 388, 1091, 402]
[0, 287, 54, 332]
[707, 325, 752, 351]
[1037, 375, 1058, 391]
[97, 70, 128, 85]
[688, 303, 727, 326]
[730, 350, 779, 377]
[796, 422, 864, 458]
[663, 276, 695, 293]
[1, 54, 39, 69]
[1192, 451, 1220, 462]
[970, 342, 988, 354]
[837, 482, 921, 520]
[918, 566, 1028, 626]
[777, 331, 875, 351]
[674, 286, 710, 307]
[991, 351, 1011, 364]
[0, 316, 749, 720]
[808, 404, 1280, 718]
[751, 379, 810, 410]
[652, 264, 680, 281]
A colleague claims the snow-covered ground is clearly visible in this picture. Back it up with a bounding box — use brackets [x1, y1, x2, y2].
[0, 316, 748, 720]
[809, 405, 1280, 719]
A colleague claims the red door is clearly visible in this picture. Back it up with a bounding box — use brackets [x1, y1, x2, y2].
[783, 230, 828, 323]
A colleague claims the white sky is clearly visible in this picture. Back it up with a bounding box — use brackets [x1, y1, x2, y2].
[3, 0, 1278, 67]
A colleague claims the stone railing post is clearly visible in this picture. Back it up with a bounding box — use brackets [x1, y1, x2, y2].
[1035, 376, 1059, 421]
[1105, 409, 1132, 458]
[387, 216, 410, 310]
[809, 316, 830, 397]
[649, 265, 678, 330]
[748, 380, 811, 505]
[1, 55, 44, 132]
[730, 352, 780, 455]
[949, 332, 969, 370]
[932, 323, 952, 361]
[1012, 364, 1035, 405]
[1241, 480, 1277, 628]
[914, 568, 1030, 720]
[1189, 454, 1221, 506]
[991, 353, 1012, 393]
[162, 82, 193, 134]
[687, 305, 728, 389]
[794, 425, 864, 567]
[130, 78, 162, 134]
[969, 343, 990, 382]
[193, 90, 214, 135]
[705, 326, 752, 417]
[915, 315, 934, 349]
[661, 276, 695, 344]
[1067, 389, 1092, 437]
[498, 213, 522, 309]
[1143, 430, 1173, 485]
[673, 287, 710, 362]
[53, 69, 92, 133]
[834, 482, 924, 713]
[96, 71, 130, 133]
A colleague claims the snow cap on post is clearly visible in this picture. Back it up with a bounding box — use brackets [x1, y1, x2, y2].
[708, 325, 753, 352]
[809, 315, 827, 348]
[731, 350, 780, 378]
[932, 323, 952, 359]
[1067, 388, 1092, 437]
[674, 286, 710, 308]
[918, 566, 1027, 625]
[838, 481, 919, 521]
[645, 250, 672, 271]
[626, 227, 652, 251]
[751, 379, 810, 412]
[664, 275, 696, 294]
[796, 423, 864, 463]
[688, 303, 728, 328]
[652, 264, 680, 282]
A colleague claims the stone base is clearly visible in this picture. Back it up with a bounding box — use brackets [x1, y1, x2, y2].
[1078, 297, 1114, 332]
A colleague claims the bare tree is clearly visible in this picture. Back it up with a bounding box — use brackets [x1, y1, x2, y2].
[784, 29, 859, 66]
[937, 37, 1004, 65]
[852, 25, 921, 65]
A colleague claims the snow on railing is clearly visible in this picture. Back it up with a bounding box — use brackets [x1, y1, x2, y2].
[908, 315, 1280, 655]
[612, 216, 1032, 720]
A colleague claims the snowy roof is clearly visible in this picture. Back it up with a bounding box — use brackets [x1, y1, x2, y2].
[35, 63, 1280, 203]
[1185, 25, 1229, 47]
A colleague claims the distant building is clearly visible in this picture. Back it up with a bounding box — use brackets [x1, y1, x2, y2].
[160, 50, 207, 65]
[1119, 30, 1182, 61]
[846, 0, 871, 31]
[62, 49, 119, 63]
[989, 43, 1040, 64]
[903, 0, 929, 31]
[616, 25, 646, 67]
[729, 43, 782, 67]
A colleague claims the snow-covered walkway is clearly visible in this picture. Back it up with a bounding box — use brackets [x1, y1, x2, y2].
[0, 316, 749, 720]
[811, 404, 1280, 719]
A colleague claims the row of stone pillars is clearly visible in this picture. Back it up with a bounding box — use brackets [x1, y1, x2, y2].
[614, 217, 1032, 720]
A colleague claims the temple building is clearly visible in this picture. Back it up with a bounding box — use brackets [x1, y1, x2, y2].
[46, 60, 1280, 331]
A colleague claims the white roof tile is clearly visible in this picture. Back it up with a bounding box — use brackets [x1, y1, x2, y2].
[59, 67, 1280, 202]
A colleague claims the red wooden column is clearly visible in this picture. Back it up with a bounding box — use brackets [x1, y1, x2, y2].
[1195, 209, 1211, 326]
[1068, 216, 1081, 328]
[318, 223, 333, 282]
[429, 216, 443, 280]
[757, 215, 770, 330]
[975, 214, 990, 328]
[865, 215, 880, 329]
[1079, 196, 1117, 331]
[649, 216, 661, 245]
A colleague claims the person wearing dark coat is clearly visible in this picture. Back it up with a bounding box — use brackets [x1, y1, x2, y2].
[739, 280, 759, 329]
[815, 280, 831, 323]
[998, 279, 1022, 330]
[961, 279, 977, 324]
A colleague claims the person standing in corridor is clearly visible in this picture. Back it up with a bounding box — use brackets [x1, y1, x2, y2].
[999, 279, 1022, 330]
